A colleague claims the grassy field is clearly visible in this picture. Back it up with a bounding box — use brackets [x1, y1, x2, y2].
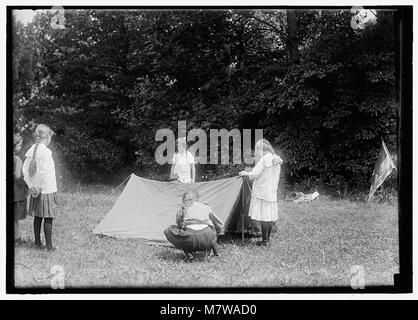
[14, 185, 399, 289]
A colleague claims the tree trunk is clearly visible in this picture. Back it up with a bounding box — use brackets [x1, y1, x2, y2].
[286, 9, 298, 63]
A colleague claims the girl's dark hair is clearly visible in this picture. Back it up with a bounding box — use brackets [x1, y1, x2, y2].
[29, 124, 53, 178]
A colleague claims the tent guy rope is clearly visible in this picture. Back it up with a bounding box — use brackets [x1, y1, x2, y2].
[280, 210, 326, 265]
[247, 182, 326, 265]
[89, 173, 133, 221]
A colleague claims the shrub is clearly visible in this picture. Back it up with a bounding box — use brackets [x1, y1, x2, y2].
[57, 127, 124, 183]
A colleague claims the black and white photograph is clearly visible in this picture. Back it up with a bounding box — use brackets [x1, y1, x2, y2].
[5, 3, 412, 294]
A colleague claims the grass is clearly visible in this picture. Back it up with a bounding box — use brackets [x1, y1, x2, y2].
[14, 185, 399, 289]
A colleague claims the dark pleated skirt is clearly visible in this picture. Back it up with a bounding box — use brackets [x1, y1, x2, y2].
[164, 225, 217, 253]
[28, 193, 58, 218]
[14, 199, 27, 221]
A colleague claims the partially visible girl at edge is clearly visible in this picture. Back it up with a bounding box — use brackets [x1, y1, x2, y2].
[22, 124, 58, 251]
[13, 133, 28, 244]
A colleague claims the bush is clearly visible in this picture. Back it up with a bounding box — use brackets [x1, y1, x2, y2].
[57, 128, 124, 183]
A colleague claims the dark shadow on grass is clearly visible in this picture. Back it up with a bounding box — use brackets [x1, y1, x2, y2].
[218, 232, 262, 247]
[156, 247, 222, 263]
[14, 238, 45, 251]
[156, 247, 186, 262]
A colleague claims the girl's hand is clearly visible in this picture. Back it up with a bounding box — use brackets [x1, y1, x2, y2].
[30, 187, 42, 198]
[29, 187, 36, 196]
[239, 171, 249, 176]
[272, 157, 283, 165]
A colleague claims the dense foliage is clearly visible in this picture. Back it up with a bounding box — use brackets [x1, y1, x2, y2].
[12, 9, 397, 190]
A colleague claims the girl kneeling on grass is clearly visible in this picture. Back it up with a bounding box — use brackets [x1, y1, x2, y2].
[239, 139, 283, 246]
[164, 190, 223, 261]
[22, 124, 58, 251]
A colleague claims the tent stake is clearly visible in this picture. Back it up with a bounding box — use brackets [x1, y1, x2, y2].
[241, 176, 246, 245]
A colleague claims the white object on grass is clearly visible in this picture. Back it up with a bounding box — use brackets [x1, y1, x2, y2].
[286, 191, 320, 203]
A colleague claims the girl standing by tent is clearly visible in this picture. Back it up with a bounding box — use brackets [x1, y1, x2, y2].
[239, 139, 283, 246]
[164, 190, 223, 261]
[22, 124, 58, 251]
[13, 133, 28, 244]
[170, 137, 195, 183]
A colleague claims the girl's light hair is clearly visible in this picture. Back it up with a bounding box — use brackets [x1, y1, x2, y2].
[34, 124, 54, 142]
[29, 124, 54, 178]
[255, 138, 276, 155]
[182, 190, 199, 208]
[176, 137, 187, 148]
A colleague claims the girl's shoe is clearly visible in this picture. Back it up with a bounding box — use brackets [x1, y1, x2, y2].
[212, 243, 220, 257]
[257, 240, 270, 247]
[263, 241, 271, 247]
[205, 252, 221, 262]
[184, 252, 194, 261]
[46, 246, 58, 252]
[34, 242, 46, 250]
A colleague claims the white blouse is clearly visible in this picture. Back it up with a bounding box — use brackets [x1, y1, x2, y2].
[248, 152, 282, 202]
[22, 143, 57, 194]
[184, 202, 214, 230]
[172, 151, 195, 183]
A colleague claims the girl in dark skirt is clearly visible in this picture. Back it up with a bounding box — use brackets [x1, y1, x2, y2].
[164, 190, 223, 261]
[13, 134, 28, 244]
[22, 124, 58, 251]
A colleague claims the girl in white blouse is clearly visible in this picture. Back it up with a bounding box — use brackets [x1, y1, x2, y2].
[22, 124, 58, 251]
[239, 139, 283, 246]
[170, 137, 195, 183]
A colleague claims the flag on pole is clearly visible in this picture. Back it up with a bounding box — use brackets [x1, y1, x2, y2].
[367, 140, 396, 202]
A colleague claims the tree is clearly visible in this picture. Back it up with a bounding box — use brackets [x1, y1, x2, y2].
[12, 9, 397, 189]
[286, 9, 298, 62]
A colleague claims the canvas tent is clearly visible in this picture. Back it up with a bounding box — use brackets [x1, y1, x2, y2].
[93, 174, 253, 245]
